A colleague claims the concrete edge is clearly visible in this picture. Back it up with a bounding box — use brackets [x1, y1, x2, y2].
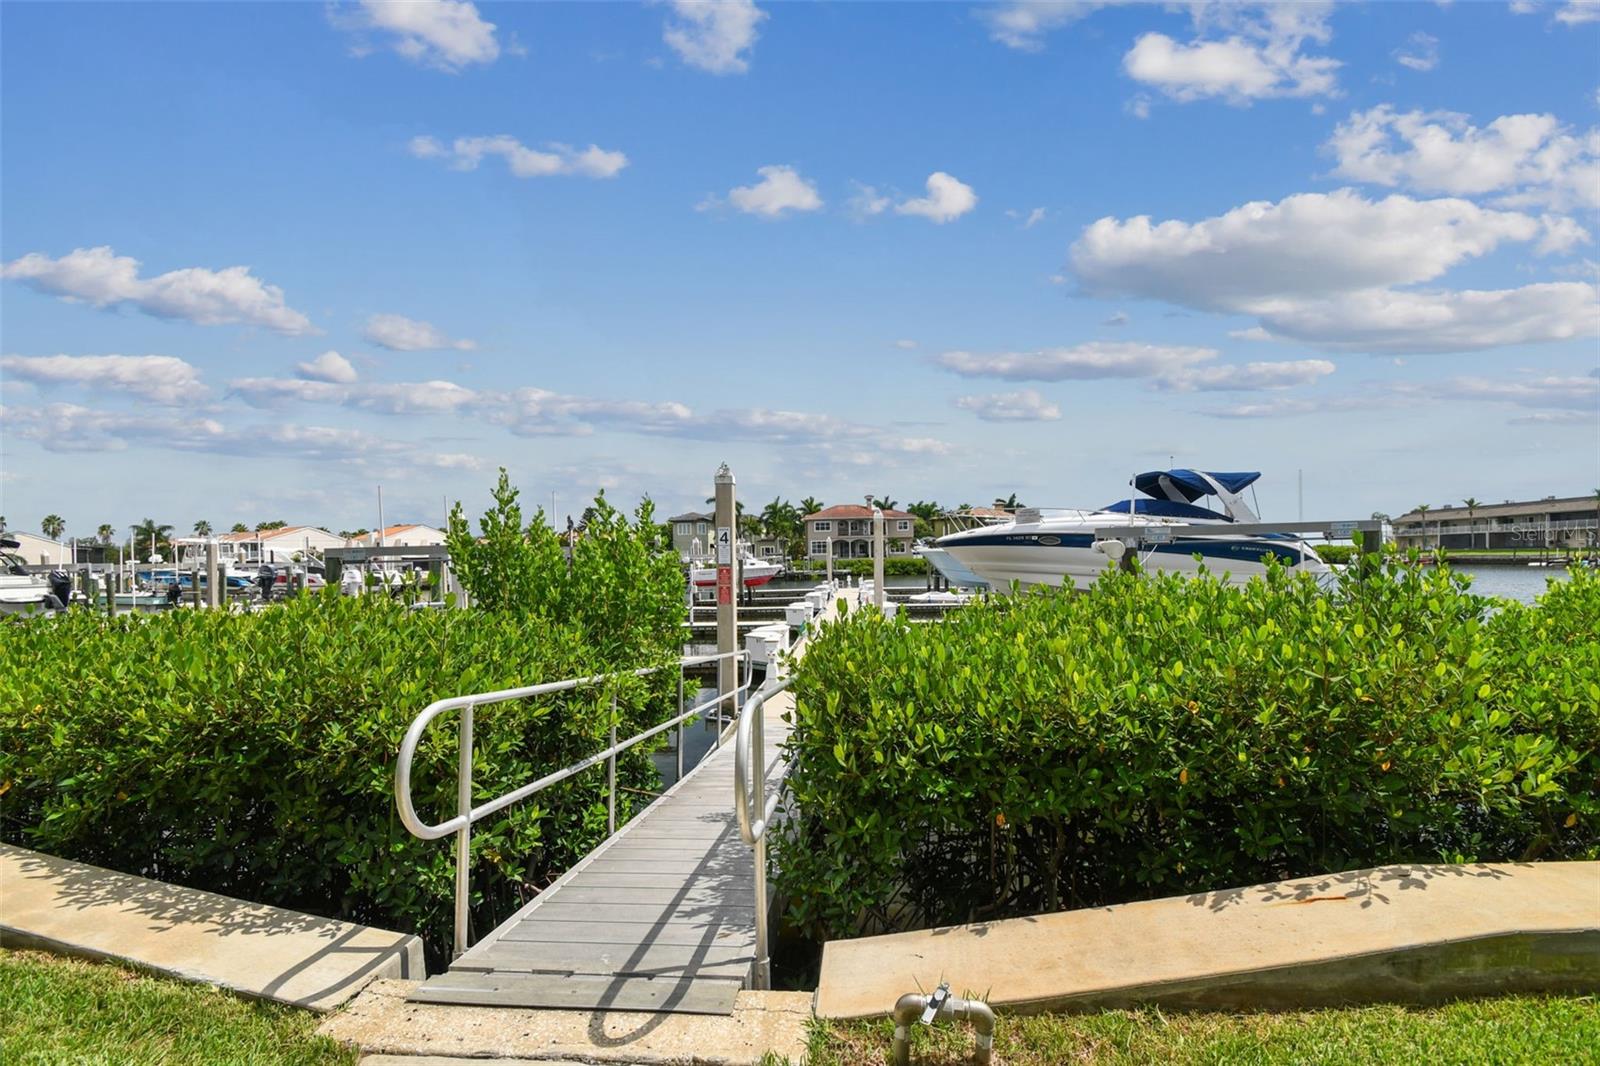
[1, 922, 425, 1014]
[816, 928, 1600, 1019]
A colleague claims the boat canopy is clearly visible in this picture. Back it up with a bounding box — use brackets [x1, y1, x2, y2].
[1101, 498, 1232, 521]
[1133, 469, 1260, 503]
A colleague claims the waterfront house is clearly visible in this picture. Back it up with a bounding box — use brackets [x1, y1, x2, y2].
[668, 511, 714, 560]
[803, 505, 915, 560]
[219, 525, 346, 566]
[931, 506, 1014, 539]
[354, 524, 446, 548]
[1393, 494, 1599, 551]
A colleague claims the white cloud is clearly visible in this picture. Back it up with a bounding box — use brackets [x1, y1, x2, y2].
[981, 1, 1120, 51]
[338, 0, 500, 72]
[296, 351, 358, 384]
[363, 313, 477, 351]
[410, 134, 628, 179]
[1072, 189, 1539, 312]
[1206, 369, 1599, 423]
[846, 182, 891, 220]
[1538, 214, 1593, 255]
[1006, 206, 1048, 228]
[0, 354, 205, 405]
[1328, 105, 1600, 210]
[1393, 31, 1439, 72]
[933, 342, 1218, 381]
[1123, 3, 1340, 104]
[498, 387, 694, 437]
[1555, 1, 1600, 25]
[894, 339, 919, 349]
[663, 0, 766, 74]
[228, 377, 352, 408]
[1155, 358, 1336, 392]
[717, 165, 823, 218]
[1251, 283, 1600, 353]
[933, 341, 1336, 393]
[894, 172, 978, 223]
[1102, 311, 1130, 327]
[954, 390, 1062, 421]
[2, 246, 316, 335]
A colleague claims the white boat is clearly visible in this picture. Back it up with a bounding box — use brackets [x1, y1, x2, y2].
[0, 537, 63, 614]
[937, 469, 1329, 591]
[689, 550, 782, 588]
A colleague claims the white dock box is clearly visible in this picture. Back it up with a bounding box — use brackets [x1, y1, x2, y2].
[745, 623, 790, 669]
[785, 601, 813, 628]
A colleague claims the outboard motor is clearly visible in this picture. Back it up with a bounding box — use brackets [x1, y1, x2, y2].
[257, 564, 276, 602]
[48, 569, 73, 610]
[165, 581, 182, 606]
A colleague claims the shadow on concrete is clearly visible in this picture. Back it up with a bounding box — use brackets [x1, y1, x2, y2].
[1185, 863, 1524, 913]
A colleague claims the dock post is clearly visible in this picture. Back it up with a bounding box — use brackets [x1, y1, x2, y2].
[714, 464, 739, 734]
[676, 668, 686, 784]
[871, 503, 885, 612]
[206, 539, 220, 609]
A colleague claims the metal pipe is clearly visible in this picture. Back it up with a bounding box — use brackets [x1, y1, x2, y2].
[453, 701, 474, 960]
[891, 989, 996, 1066]
[675, 667, 685, 784]
[607, 691, 618, 837]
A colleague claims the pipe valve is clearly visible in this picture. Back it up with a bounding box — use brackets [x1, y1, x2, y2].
[892, 982, 995, 1066]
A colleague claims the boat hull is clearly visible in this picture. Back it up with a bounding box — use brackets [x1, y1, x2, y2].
[940, 528, 1326, 591]
[914, 546, 990, 590]
[689, 562, 782, 588]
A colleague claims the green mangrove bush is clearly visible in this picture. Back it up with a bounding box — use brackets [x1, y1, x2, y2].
[776, 558, 1599, 940]
[1, 476, 687, 962]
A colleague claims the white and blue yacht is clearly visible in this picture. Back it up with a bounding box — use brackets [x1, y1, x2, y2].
[936, 469, 1329, 591]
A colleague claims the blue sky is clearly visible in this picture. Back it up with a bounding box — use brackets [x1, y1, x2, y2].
[2, 1, 1597, 537]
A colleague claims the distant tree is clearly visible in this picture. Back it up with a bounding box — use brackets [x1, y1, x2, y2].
[871, 496, 898, 510]
[758, 497, 801, 556]
[41, 515, 66, 541]
[255, 520, 288, 531]
[1462, 497, 1481, 549]
[130, 518, 174, 561]
[1414, 503, 1431, 550]
[993, 492, 1023, 511]
[96, 523, 115, 543]
[339, 528, 371, 540]
[798, 496, 823, 517]
[230, 522, 249, 533]
[193, 519, 212, 537]
[0, 515, 7, 532]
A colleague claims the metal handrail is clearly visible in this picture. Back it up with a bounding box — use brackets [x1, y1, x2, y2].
[395, 648, 753, 959]
[733, 673, 794, 990]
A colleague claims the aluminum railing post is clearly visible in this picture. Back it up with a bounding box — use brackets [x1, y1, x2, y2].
[608, 691, 618, 836]
[675, 667, 685, 784]
[453, 702, 474, 960]
[753, 834, 770, 989]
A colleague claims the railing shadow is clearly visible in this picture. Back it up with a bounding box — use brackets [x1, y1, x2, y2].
[1185, 863, 1524, 913]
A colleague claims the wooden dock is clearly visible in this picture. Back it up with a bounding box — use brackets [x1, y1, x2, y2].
[408, 590, 854, 1015]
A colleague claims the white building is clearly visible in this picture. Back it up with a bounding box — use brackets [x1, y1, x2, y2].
[2, 531, 72, 566]
[356, 524, 446, 548]
[219, 525, 345, 565]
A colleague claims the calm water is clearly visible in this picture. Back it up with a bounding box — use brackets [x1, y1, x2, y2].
[1451, 564, 1571, 605]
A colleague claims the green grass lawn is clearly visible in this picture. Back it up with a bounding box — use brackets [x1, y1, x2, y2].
[0, 949, 357, 1066]
[809, 996, 1600, 1066]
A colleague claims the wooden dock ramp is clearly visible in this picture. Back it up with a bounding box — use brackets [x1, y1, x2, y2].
[409, 589, 853, 1015]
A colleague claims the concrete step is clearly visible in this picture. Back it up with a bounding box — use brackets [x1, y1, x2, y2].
[816, 861, 1600, 1018]
[0, 844, 423, 1011]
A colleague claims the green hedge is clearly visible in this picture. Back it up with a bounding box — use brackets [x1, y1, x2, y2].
[1312, 544, 1357, 564]
[776, 559, 1599, 940]
[792, 557, 931, 577]
[0, 477, 686, 963]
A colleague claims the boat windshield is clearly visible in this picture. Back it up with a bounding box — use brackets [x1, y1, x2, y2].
[1100, 498, 1233, 521]
[2, 551, 29, 574]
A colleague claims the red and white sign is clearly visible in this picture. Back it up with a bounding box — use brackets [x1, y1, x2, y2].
[716, 566, 733, 605]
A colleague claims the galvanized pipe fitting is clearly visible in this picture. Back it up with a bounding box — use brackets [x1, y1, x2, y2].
[890, 985, 995, 1066]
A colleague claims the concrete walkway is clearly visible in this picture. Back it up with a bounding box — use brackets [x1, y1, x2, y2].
[0, 844, 422, 1011]
[816, 861, 1600, 1017]
[321, 980, 811, 1065]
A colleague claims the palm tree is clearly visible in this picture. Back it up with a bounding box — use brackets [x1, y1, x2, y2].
[994, 492, 1023, 511]
[230, 522, 249, 533]
[0, 515, 7, 532]
[130, 518, 174, 562]
[193, 519, 213, 537]
[1462, 497, 1481, 550]
[41, 514, 65, 541]
[1414, 503, 1431, 550]
[871, 496, 898, 510]
[798, 496, 823, 518]
[96, 523, 115, 543]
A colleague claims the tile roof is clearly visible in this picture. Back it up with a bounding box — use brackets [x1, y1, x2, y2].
[803, 505, 914, 521]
